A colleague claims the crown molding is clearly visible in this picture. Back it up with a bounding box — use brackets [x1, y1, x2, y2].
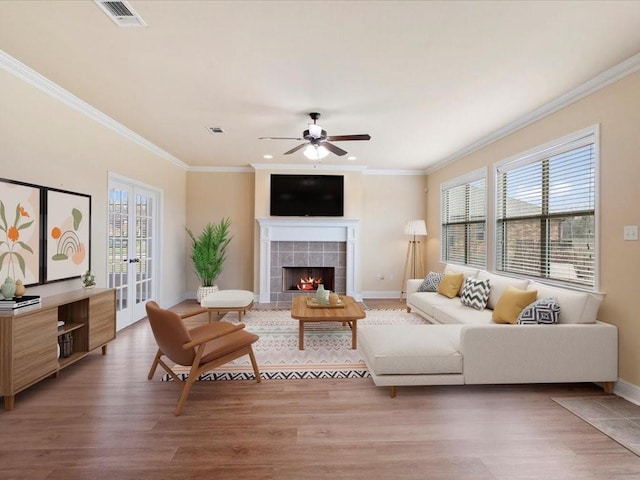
[363, 169, 427, 176]
[0, 49, 188, 170]
[188, 166, 254, 173]
[250, 163, 368, 172]
[250, 163, 426, 175]
[425, 52, 640, 175]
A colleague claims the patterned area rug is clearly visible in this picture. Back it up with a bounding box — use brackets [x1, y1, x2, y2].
[163, 308, 428, 381]
[552, 395, 640, 456]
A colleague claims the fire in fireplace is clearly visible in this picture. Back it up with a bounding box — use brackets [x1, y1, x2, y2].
[297, 276, 323, 291]
[282, 266, 335, 292]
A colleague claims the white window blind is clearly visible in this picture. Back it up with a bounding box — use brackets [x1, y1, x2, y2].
[496, 130, 597, 288]
[441, 171, 486, 268]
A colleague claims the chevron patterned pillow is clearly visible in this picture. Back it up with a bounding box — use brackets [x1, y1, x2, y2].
[517, 297, 560, 324]
[460, 278, 491, 310]
[418, 272, 444, 292]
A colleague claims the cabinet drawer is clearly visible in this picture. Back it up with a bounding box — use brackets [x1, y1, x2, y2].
[89, 290, 116, 350]
[13, 309, 58, 391]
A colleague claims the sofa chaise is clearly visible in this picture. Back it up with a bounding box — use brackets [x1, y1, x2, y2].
[358, 264, 618, 397]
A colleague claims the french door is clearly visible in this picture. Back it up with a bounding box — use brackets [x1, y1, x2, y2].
[108, 175, 160, 330]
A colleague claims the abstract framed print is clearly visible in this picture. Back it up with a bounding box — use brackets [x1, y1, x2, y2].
[0, 178, 43, 286]
[45, 188, 91, 283]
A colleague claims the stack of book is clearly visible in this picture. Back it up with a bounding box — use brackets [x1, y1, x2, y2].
[0, 295, 41, 310]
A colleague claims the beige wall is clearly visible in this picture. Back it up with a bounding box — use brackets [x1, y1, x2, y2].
[425, 70, 640, 388]
[185, 171, 255, 294]
[0, 69, 187, 309]
[360, 174, 428, 294]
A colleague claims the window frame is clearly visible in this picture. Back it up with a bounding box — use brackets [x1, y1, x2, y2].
[440, 167, 488, 268]
[493, 125, 600, 291]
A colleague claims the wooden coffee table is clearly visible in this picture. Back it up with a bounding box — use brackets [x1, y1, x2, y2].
[291, 295, 366, 350]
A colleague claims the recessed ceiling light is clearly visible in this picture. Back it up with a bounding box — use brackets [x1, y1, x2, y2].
[348, 156, 357, 160]
[263, 154, 273, 159]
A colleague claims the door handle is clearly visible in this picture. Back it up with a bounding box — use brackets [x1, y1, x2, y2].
[128, 258, 140, 263]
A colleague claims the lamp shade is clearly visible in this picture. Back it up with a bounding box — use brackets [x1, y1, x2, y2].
[308, 124, 322, 138]
[303, 144, 330, 160]
[404, 219, 427, 236]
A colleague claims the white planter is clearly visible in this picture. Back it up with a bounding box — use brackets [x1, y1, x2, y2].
[197, 285, 219, 303]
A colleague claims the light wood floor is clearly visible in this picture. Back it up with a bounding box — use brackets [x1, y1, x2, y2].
[1, 300, 639, 479]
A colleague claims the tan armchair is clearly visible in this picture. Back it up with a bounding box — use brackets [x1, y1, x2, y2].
[145, 301, 261, 415]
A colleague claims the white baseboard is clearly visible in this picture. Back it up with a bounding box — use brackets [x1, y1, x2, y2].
[612, 378, 640, 406]
[164, 293, 190, 309]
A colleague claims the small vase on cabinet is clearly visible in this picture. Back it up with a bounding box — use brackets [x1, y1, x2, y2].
[1, 277, 16, 300]
[14, 280, 25, 298]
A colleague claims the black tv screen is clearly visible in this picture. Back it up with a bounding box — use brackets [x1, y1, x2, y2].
[270, 174, 344, 217]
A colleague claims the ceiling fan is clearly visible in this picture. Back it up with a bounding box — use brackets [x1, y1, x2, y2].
[259, 112, 371, 160]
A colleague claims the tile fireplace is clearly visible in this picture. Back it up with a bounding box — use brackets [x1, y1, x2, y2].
[257, 218, 360, 303]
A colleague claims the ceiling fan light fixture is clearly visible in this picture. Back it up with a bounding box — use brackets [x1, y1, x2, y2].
[308, 124, 323, 138]
[304, 144, 329, 160]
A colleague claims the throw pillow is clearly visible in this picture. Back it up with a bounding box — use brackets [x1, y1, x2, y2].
[418, 272, 444, 292]
[460, 278, 491, 310]
[492, 286, 538, 324]
[437, 273, 464, 299]
[517, 297, 561, 324]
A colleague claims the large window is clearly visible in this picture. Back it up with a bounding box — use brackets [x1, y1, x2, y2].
[496, 127, 597, 288]
[441, 169, 486, 268]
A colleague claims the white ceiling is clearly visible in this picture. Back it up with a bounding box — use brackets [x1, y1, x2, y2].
[2, 1, 640, 172]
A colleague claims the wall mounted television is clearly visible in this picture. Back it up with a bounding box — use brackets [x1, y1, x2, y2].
[270, 174, 344, 217]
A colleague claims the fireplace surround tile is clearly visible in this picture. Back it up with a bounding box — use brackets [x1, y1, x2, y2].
[309, 252, 324, 266]
[293, 241, 309, 251]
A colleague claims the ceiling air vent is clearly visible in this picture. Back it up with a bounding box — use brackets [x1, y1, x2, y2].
[95, 1, 147, 27]
[207, 127, 225, 135]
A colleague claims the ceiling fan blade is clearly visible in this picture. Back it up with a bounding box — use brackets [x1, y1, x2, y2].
[259, 136, 303, 141]
[322, 142, 348, 156]
[326, 134, 371, 142]
[284, 143, 308, 155]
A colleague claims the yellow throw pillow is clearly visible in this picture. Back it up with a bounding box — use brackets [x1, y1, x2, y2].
[437, 273, 464, 299]
[492, 286, 538, 324]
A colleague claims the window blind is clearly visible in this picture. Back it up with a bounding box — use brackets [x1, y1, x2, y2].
[496, 135, 596, 288]
[441, 173, 486, 268]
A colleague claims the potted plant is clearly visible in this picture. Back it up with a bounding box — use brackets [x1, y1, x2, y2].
[81, 269, 96, 289]
[185, 217, 232, 302]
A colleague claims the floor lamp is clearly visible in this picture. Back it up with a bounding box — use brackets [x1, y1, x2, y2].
[400, 219, 427, 300]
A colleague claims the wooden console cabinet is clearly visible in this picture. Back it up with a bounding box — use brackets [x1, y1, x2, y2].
[0, 288, 116, 411]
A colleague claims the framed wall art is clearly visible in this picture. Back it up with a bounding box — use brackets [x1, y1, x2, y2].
[45, 188, 91, 283]
[0, 178, 43, 286]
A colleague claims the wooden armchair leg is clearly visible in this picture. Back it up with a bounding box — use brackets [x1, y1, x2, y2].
[148, 349, 163, 380]
[175, 374, 197, 416]
[249, 348, 261, 383]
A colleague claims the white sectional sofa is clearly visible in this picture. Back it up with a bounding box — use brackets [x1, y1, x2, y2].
[358, 264, 618, 397]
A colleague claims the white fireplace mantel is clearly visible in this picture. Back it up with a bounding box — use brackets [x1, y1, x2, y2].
[257, 218, 360, 303]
